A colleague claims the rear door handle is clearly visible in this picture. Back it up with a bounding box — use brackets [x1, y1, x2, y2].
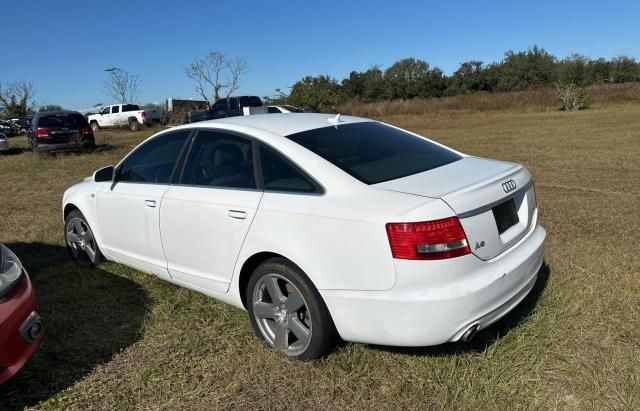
[145, 200, 157, 208]
[228, 210, 247, 220]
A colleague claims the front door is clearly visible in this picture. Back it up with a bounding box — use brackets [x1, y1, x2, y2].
[96, 130, 192, 278]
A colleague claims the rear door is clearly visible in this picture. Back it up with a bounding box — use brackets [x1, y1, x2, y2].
[160, 129, 263, 293]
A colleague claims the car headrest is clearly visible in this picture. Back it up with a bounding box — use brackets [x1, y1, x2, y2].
[213, 144, 243, 169]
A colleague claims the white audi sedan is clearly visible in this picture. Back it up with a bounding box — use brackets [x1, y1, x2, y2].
[62, 114, 545, 360]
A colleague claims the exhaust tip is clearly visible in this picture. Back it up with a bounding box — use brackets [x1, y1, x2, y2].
[461, 325, 478, 342]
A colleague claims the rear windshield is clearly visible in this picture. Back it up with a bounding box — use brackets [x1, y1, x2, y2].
[286, 122, 461, 185]
[122, 104, 140, 112]
[37, 113, 88, 128]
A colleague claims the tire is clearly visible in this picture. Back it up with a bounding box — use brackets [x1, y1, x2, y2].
[129, 119, 140, 131]
[64, 209, 103, 267]
[246, 258, 338, 361]
[90, 121, 100, 132]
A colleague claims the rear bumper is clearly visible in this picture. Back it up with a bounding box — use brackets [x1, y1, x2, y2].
[0, 271, 44, 384]
[0, 141, 9, 151]
[34, 141, 93, 152]
[321, 224, 545, 347]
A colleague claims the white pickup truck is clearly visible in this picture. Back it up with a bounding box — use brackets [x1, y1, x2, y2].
[88, 104, 163, 131]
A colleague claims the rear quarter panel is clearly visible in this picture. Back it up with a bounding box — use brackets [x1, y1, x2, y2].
[236, 188, 453, 291]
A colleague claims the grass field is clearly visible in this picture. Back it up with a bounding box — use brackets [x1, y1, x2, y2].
[0, 104, 639, 410]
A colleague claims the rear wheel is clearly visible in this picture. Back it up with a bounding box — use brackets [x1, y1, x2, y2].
[129, 119, 140, 131]
[246, 258, 338, 361]
[65, 209, 102, 267]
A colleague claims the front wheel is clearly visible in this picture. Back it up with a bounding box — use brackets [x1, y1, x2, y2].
[246, 258, 338, 361]
[65, 209, 103, 267]
[90, 121, 100, 132]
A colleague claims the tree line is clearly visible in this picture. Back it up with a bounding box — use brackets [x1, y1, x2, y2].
[286, 46, 640, 111]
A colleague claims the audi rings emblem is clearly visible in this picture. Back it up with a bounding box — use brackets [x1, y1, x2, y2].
[502, 179, 517, 193]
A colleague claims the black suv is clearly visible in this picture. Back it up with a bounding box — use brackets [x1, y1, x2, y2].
[189, 96, 262, 123]
[27, 111, 95, 152]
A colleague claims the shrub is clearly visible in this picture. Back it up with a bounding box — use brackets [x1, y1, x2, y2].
[555, 82, 591, 111]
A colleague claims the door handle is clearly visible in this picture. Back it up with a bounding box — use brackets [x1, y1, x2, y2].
[228, 210, 247, 220]
[145, 200, 157, 208]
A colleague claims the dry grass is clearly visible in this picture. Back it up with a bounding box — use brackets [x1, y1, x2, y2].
[0, 106, 639, 410]
[338, 82, 640, 117]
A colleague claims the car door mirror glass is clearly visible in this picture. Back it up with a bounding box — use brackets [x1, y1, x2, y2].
[94, 165, 115, 182]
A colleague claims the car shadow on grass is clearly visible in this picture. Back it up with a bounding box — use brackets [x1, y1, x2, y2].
[367, 262, 551, 357]
[0, 242, 150, 409]
[1, 147, 30, 156]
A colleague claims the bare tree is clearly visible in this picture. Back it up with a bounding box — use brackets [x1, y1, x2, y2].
[185, 51, 248, 102]
[0, 81, 35, 117]
[104, 69, 141, 103]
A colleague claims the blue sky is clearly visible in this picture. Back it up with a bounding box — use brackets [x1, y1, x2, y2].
[2, 0, 639, 110]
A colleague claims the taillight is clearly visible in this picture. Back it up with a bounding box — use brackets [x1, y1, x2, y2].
[141, 111, 146, 118]
[386, 217, 471, 260]
[34, 127, 49, 137]
[33, 127, 49, 142]
[80, 126, 92, 134]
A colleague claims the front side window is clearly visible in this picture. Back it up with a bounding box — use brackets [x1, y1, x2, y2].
[259, 144, 317, 193]
[267, 107, 281, 114]
[100, 107, 110, 115]
[117, 131, 191, 184]
[180, 130, 256, 189]
[287, 122, 462, 185]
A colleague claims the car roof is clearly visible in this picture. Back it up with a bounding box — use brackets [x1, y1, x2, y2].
[36, 110, 82, 116]
[189, 113, 372, 136]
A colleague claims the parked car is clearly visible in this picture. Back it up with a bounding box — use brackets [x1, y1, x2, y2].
[10, 117, 32, 134]
[0, 132, 9, 152]
[0, 243, 44, 384]
[62, 113, 545, 360]
[0, 120, 20, 137]
[27, 111, 96, 152]
[188, 96, 263, 123]
[266, 105, 304, 113]
[88, 104, 164, 132]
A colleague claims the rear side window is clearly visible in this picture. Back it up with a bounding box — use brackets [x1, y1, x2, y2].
[286, 122, 462, 185]
[37, 113, 88, 128]
[112, 106, 120, 113]
[212, 99, 228, 111]
[240, 96, 262, 107]
[117, 131, 191, 184]
[259, 144, 317, 193]
[180, 130, 256, 189]
[267, 107, 281, 114]
[122, 104, 139, 112]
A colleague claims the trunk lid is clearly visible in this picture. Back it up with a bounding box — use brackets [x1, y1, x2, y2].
[375, 156, 537, 260]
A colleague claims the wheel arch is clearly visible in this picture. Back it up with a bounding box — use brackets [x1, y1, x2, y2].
[63, 202, 79, 220]
[238, 251, 283, 309]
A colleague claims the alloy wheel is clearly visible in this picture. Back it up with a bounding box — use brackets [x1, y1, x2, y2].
[66, 217, 98, 265]
[252, 273, 312, 356]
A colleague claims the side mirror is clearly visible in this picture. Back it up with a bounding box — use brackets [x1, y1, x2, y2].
[94, 165, 115, 182]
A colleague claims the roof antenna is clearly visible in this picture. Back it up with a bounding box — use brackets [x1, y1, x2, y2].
[327, 114, 342, 125]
